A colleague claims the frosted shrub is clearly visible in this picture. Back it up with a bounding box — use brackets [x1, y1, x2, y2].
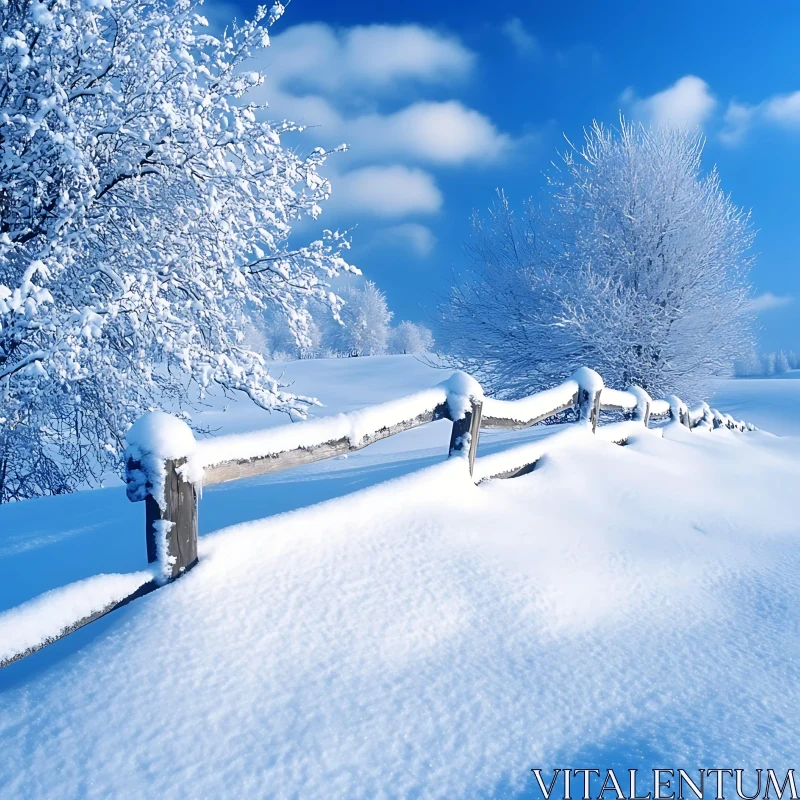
[389, 322, 435, 355]
[329, 282, 393, 357]
[439, 121, 756, 402]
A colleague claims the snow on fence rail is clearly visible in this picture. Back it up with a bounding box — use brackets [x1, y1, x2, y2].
[1, 368, 757, 668]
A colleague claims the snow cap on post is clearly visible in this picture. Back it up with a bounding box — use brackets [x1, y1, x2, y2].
[699, 401, 714, 430]
[442, 371, 484, 422]
[124, 412, 196, 506]
[665, 395, 690, 428]
[443, 371, 484, 476]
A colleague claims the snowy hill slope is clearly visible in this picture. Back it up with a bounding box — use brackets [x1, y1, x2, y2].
[712, 369, 800, 436]
[1, 357, 799, 798]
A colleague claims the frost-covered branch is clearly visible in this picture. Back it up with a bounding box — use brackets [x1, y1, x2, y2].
[0, 0, 360, 501]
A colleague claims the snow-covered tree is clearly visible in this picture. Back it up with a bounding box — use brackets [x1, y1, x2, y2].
[439, 121, 756, 402]
[388, 321, 434, 355]
[734, 349, 764, 377]
[0, 0, 358, 501]
[775, 351, 791, 374]
[329, 281, 393, 357]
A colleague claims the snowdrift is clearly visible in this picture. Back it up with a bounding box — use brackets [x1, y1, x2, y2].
[1, 357, 799, 798]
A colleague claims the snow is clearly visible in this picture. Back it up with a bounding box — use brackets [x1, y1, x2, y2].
[0, 356, 796, 798]
[0, 571, 152, 665]
[665, 393, 687, 418]
[0, 0, 359, 501]
[152, 520, 176, 583]
[571, 365, 604, 394]
[625, 384, 652, 420]
[712, 372, 800, 435]
[440, 369, 484, 419]
[125, 411, 196, 462]
[474, 421, 652, 482]
[124, 411, 197, 508]
[649, 397, 671, 417]
[599, 386, 638, 410]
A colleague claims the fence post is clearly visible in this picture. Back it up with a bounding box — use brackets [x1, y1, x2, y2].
[448, 398, 483, 476]
[144, 458, 198, 580]
[628, 385, 652, 427]
[666, 395, 690, 429]
[125, 412, 199, 582]
[573, 367, 603, 432]
[700, 403, 714, 431]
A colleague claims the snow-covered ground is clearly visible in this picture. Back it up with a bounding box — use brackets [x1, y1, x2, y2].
[1, 357, 799, 798]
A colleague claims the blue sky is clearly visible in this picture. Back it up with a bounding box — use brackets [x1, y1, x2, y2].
[232, 0, 800, 350]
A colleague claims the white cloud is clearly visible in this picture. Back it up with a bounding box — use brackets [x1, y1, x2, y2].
[333, 166, 443, 218]
[251, 24, 509, 168]
[745, 292, 794, 313]
[267, 23, 474, 95]
[263, 90, 510, 166]
[763, 91, 800, 127]
[373, 223, 437, 257]
[720, 100, 756, 146]
[244, 21, 512, 226]
[624, 75, 717, 130]
[501, 18, 541, 58]
[722, 91, 800, 146]
[352, 101, 510, 165]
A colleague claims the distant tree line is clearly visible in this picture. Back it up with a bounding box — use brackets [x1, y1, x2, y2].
[254, 281, 434, 361]
[734, 350, 799, 377]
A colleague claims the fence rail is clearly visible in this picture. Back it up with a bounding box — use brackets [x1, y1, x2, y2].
[1, 367, 757, 668]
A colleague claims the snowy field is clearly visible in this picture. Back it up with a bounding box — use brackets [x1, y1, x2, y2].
[1, 357, 799, 798]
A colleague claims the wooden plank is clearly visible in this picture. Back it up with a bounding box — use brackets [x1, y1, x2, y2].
[480, 393, 578, 430]
[486, 458, 541, 481]
[479, 426, 632, 483]
[599, 387, 638, 412]
[203, 403, 450, 487]
[0, 579, 160, 669]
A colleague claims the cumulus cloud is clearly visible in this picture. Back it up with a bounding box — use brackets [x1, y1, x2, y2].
[352, 101, 510, 165]
[243, 21, 511, 226]
[251, 25, 509, 168]
[722, 90, 800, 145]
[373, 223, 437, 257]
[623, 75, 717, 130]
[266, 23, 474, 95]
[262, 91, 509, 166]
[332, 166, 443, 218]
[501, 18, 541, 58]
[719, 101, 756, 146]
[745, 292, 794, 313]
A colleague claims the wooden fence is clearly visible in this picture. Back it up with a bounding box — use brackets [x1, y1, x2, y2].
[1, 367, 756, 668]
[125, 367, 755, 582]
